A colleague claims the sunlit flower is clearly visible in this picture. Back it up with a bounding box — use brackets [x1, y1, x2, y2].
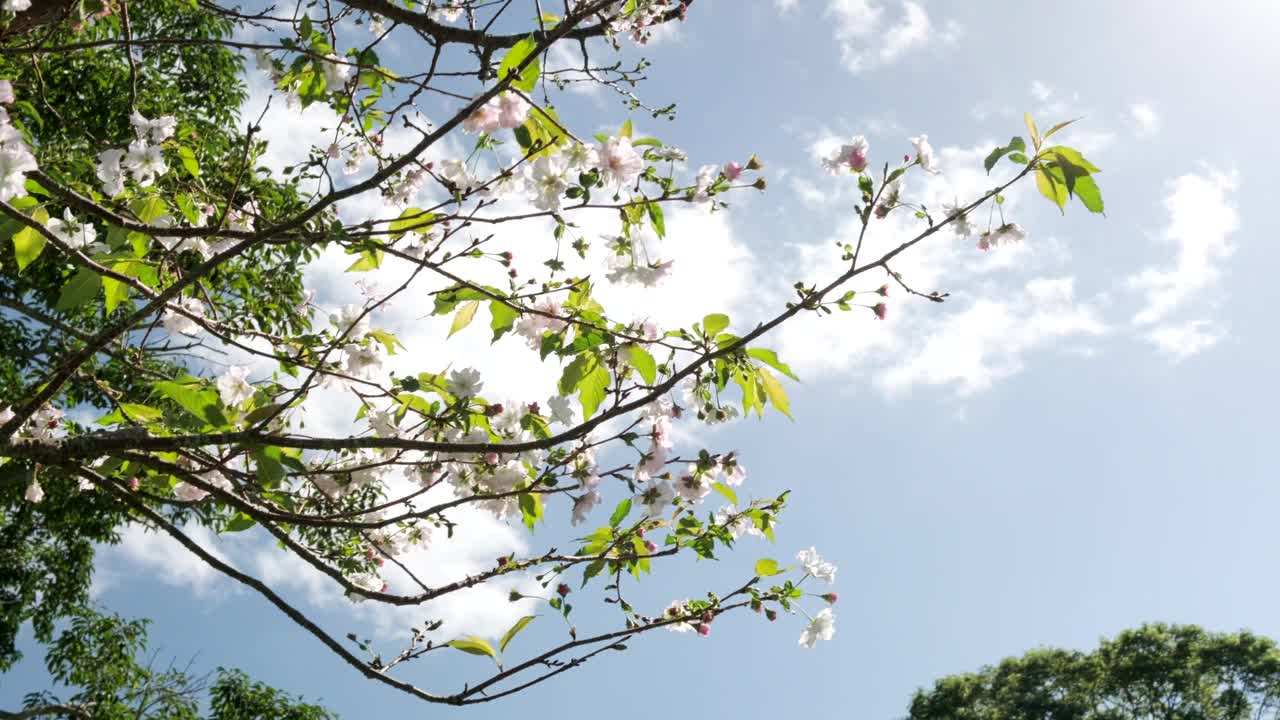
[798, 608, 835, 648]
[217, 366, 253, 407]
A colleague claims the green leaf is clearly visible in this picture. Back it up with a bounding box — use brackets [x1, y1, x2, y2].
[618, 119, 633, 138]
[609, 498, 632, 527]
[519, 492, 543, 532]
[102, 275, 130, 313]
[117, 403, 163, 424]
[712, 482, 738, 506]
[12, 225, 45, 271]
[54, 268, 101, 311]
[449, 300, 480, 338]
[1045, 145, 1101, 173]
[499, 615, 536, 653]
[489, 301, 519, 342]
[1036, 166, 1068, 213]
[389, 207, 433, 238]
[558, 354, 591, 396]
[646, 202, 666, 238]
[702, 313, 730, 337]
[578, 363, 610, 419]
[755, 558, 781, 577]
[252, 446, 286, 486]
[626, 345, 657, 385]
[131, 196, 168, 223]
[757, 367, 792, 419]
[345, 249, 383, 272]
[497, 36, 541, 93]
[1072, 174, 1105, 214]
[176, 146, 199, 179]
[448, 636, 498, 662]
[747, 348, 798, 381]
[982, 136, 1026, 174]
[225, 513, 256, 532]
[153, 380, 229, 428]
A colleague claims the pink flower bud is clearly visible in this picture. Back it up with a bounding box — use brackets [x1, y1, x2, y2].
[484, 452, 499, 465]
[701, 610, 715, 624]
[697, 623, 711, 637]
[751, 599, 763, 612]
[128, 478, 140, 491]
[822, 592, 839, 604]
[873, 303, 888, 321]
[496, 555, 508, 566]
[644, 541, 657, 553]
[724, 162, 744, 181]
[556, 583, 570, 597]
[380, 582, 389, 592]
[877, 284, 889, 297]
[765, 609, 777, 622]
[527, 402, 540, 415]
[903, 153, 910, 163]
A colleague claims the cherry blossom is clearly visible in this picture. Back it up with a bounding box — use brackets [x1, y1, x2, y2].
[547, 395, 575, 426]
[322, 54, 352, 91]
[447, 367, 483, 398]
[524, 154, 571, 211]
[129, 111, 177, 143]
[46, 208, 102, 253]
[0, 80, 13, 104]
[798, 608, 836, 648]
[596, 136, 644, 186]
[216, 366, 254, 407]
[977, 222, 1027, 251]
[0, 145, 36, 202]
[822, 135, 869, 174]
[911, 134, 940, 174]
[161, 297, 206, 336]
[796, 546, 837, 583]
[24, 479, 43, 503]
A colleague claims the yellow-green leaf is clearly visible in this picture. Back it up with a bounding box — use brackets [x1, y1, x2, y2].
[1024, 112, 1041, 150]
[499, 615, 536, 653]
[755, 558, 781, 577]
[758, 367, 792, 419]
[627, 345, 657, 385]
[12, 225, 45, 271]
[449, 300, 480, 338]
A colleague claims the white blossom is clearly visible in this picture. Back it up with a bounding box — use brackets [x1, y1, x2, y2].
[0, 80, 13, 104]
[96, 148, 126, 196]
[0, 145, 36, 202]
[24, 479, 43, 503]
[635, 479, 674, 516]
[524, 154, 570, 211]
[547, 395, 575, 426]
[447, 367, 483, 398]
[322, 53, 352, 91]
[596, 136, 643, 186]
[976, 222, 1027, 251]
[216, 366, 254, 407]
[161, 296, 206, 336]
[692, 164, 718, 203]
[344, 343, 385, 379]
[2, 0, 32, 13]
[822, 135, 869, 174]
[795, 546, 837, 584]
[121, 140, 167, 186]
[799, 608, 836, 648]
[46, 208, 101, 253]
[911, 134, 940, 174]
[129, 111, 177, 143]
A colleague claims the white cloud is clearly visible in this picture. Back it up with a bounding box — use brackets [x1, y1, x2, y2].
[1128, 170, 1239, 326]
[877, 277, 1107, 394]
[101, 523, 236, 596]
[1144, 320, 1223, 362]
[826, 0, 956, 73]
[1129, 103, 1160, 137]
[776, 0, 800, 12]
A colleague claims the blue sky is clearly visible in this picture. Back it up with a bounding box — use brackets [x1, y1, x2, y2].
[7, 1, 1280, 717]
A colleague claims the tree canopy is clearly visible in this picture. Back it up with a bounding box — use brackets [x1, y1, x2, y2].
[908, 624, 1280, 720]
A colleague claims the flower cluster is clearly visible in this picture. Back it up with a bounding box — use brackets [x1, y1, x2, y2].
[1, 403, 64, 447]
[0, 81, 37, 203]
[97, 111, 177, 195]
[462, 92, 531, 135]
